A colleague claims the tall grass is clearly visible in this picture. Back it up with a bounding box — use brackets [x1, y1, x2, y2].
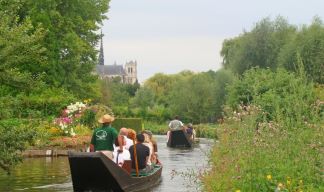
[203, 106, 323, 191]
[203, 68, 323, 191]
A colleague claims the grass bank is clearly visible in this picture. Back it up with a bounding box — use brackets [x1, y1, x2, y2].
[202, 108, 323, 191]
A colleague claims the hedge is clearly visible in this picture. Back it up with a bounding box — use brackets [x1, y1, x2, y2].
[112, 118, 143, 133]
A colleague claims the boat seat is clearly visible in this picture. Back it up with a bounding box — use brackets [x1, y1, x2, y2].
[130, 164, 162, 177]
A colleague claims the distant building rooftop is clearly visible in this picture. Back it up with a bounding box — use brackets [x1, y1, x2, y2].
[96, 64, 126, 76]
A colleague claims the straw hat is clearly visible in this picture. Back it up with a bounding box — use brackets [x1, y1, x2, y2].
[98, 114, 115, 123]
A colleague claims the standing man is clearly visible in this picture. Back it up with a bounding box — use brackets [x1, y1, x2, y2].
[167, 115, 184, 142]
[168, 115, 184, 130]
[90, 114, 122, 159]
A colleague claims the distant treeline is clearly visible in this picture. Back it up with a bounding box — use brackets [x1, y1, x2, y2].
[107, 17, 324, 124]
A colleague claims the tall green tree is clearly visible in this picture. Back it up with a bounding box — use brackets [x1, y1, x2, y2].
[0, 5, 46, 96]
[14, 0, 110, 98]
[221, 17, 296, 74]
[278, 17, 324, 84]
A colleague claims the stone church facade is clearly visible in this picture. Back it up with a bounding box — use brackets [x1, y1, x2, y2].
[95, 32, 138, 84]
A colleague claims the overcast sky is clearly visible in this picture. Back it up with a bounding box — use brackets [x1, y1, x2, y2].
[101, 0, 324, 82]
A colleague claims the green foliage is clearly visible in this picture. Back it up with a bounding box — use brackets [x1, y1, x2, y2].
[131, 87, 155, 113]
[127, 70, 235, 124]
[142, 121, 168, 134]
[0, 9, 46, 96]
[226, 68, 317, 127]
[204, 66, 323, 191]
[13, 0, 110, 98]
[79, 109, 97, 129]
[222, 16, 323, 83]
[112, 118, 143, 133]
[194, 124, 218, 139]
[99, 79, 139, 116]
[0, 0, 109, 100]
[144, 73, 181, 104]
[203, 105, 323, 191]
[221, 17, 296, 74]
[0, 87, 76, 119]
[0, 119, 37, 174]
[278, 17, 324, 84]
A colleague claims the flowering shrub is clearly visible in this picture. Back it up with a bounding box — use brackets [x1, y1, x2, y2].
[66, 102, 86, 118]
[54, 117, 75, 137]
[54, 101, 87, 137]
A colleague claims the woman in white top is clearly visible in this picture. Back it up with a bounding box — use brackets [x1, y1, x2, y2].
[113, 136, 131, 167]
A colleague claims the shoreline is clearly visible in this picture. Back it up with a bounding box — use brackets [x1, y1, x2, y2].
[22, 148, 88, 157]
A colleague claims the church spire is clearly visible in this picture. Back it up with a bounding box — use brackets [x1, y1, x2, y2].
[98, 30, 104, 65]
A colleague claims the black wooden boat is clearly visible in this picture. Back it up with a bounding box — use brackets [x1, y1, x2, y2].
[167, 129, 193, 148]
[68, 151, 162, 192]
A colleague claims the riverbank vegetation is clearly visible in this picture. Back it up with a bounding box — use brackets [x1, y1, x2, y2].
[202, 17, 324, 191]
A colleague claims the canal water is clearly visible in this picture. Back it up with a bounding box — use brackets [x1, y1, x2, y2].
[0, 135, 214, 192]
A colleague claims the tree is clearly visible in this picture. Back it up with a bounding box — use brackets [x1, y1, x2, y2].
[14, 0, 110, 98]
[278, 17, 324, 84]
[131, 87, 155, 115]
[0, 8, 46, 96]
[221, 17, 296, 75]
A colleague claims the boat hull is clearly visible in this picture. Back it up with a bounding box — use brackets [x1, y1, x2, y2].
[167, 129, 193, 148]
[68, 151, 162, 192]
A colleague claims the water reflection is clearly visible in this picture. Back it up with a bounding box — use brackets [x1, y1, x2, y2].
[0, 135, 213, 192]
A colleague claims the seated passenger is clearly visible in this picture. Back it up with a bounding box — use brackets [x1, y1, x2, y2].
[142, 131, 157, 165]
[142, 130, 157, 153]
[186, 123, 195, 140]
[113, 135, 131, 167]
[119, 127, 133, 150]
[129, 134, 151, 173]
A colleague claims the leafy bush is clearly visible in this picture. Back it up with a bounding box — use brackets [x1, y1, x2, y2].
[80, 109, 97, 129]
[194, 124, 218, 139]
[0, 119, 37, 174]
[203, 105, 323, 191]
[204, 68, 323, 191]
[112, 118, 143, 133]
[226, 67, 317, 127]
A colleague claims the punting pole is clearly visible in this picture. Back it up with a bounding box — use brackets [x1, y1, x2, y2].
[132, 138, 139, 177]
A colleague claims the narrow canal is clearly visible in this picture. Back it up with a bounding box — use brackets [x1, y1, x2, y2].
[0, 135, 213, 192]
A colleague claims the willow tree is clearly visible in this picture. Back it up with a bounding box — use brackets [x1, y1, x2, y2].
[221, 17, 296, 75]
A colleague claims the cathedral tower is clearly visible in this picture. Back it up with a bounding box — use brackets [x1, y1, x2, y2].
[124, 60, 138, 84]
